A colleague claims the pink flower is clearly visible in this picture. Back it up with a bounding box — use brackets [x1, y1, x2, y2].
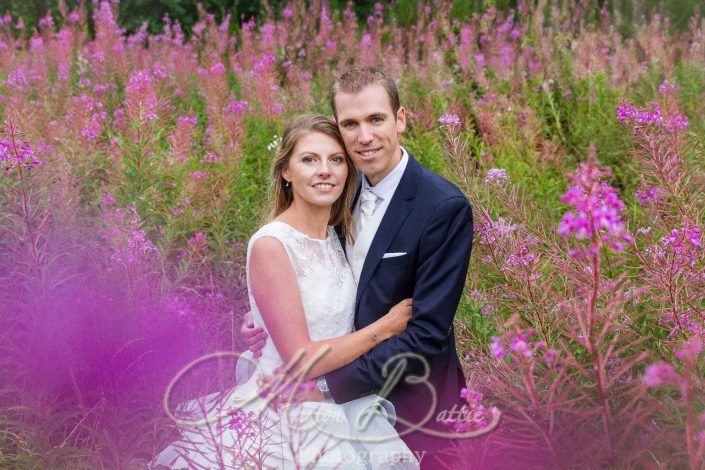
[617, 102, 688, 133]
[438, 113, 461, 127]
[506, 244, 535, 268]
[558, 161, 630, 252]
[642, 361, 679, 388]
[209, 62, 226, 75]
[485, 168, 509, 185]
[226, 100, 249, 115]
[0, 139, 42, 172]
[510, 334, 533, 358]
[490, 336, 505, 359]
[125, 71, 159, 123]
[38, 12, 54, 29]
[543, 348, 558, 366]
[658, 79, 677, 96]
[675, 337, 703, 362]
[636, 187, 660, 207]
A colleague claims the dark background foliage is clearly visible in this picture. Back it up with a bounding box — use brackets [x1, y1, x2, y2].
[1, 0, 705, 36]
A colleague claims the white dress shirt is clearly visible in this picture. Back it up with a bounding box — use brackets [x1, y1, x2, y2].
[347, 147, 409, 283]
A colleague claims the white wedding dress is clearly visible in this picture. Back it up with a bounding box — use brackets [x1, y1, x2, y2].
[153, 221, 419, 469]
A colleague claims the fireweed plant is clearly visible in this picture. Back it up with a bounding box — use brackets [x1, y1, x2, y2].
[0, 0, 704, 467]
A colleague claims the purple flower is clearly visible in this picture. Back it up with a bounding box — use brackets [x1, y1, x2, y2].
[543, 348, 557, 366]
[636, 187, 660, 207]
[125, 71, 159, 122]
[666, 114, 688, 131]
[38, 12, 54, 29]
[510, 335, 533, 358]
[466, 390, 483, 404]
[642, 361, 679, 388]
[660, 226, 703, 267]
[209, 62, 226, 75]
[227, 409, 256, 432]
[558, 162, 629, 251]
[438, 113, 461, 127]
[226, 100, 249, 115]
[617, 102, 688, 133]
[475, 53, 485, 67]
[675, 337, 703, 362]
[506, 244, 535, 268]
[202, 152, 218, 163]
[1, 139, 42, 172]
[110, 228, 157, 264]
[490, 336, 505, 359]
[557, 211, 591, 239]
[658, 79, 677, 96]
[189, 232, 207, 245]
[485, 168, 509, 185]
[481, 303, 494, 316]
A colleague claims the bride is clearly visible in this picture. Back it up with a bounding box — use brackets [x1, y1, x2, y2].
[154, 115, 420, 469]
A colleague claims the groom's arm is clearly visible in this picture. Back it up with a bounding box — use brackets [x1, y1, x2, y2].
[325, 195, 473, 403]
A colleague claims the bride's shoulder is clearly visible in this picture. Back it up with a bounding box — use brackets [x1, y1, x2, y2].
[247, 223, 291, 262]
[249, 221, 287, 244]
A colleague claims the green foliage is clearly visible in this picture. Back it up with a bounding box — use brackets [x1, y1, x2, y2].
[228, 116, 279, 241]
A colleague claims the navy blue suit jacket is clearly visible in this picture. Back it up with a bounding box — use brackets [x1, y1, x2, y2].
[328, 153, 473, 452]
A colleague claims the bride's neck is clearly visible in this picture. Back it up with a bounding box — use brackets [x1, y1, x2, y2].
[277, 202, 331, 240]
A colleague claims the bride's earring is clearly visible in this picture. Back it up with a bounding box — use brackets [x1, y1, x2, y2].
[284, 180, 290, 188]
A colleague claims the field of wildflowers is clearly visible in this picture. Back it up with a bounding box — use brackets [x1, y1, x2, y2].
[1, 0, 704, 467]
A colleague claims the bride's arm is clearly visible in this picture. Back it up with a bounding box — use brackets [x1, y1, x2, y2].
[250, 236, 411, 379]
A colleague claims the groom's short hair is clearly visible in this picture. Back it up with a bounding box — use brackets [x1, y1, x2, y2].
[330, 67, 400, 118]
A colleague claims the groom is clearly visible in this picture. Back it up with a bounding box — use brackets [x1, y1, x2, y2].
[244, 67, 473, 466]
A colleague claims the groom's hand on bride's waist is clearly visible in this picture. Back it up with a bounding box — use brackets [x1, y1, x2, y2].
[241, 310, 268, 358]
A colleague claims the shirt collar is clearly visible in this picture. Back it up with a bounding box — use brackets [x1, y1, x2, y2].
[361, 146, 409, 201]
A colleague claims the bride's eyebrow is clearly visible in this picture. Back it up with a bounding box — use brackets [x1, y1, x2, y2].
[296, 150, 320, 158]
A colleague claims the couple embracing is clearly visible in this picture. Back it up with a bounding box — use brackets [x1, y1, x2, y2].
[156, 67, 473, 469]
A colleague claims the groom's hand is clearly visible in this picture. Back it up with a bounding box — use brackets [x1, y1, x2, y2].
[241, 310, 267, 358]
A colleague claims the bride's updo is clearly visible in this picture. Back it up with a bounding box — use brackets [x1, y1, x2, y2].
[269, 115, 358, 237]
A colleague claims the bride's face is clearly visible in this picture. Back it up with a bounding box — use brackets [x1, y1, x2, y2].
[282, 132, 349, 209]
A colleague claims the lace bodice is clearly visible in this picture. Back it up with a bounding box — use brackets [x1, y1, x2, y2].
[246, 221, 356, 375]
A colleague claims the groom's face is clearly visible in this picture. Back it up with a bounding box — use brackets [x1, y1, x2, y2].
[334, 83, 406, 186]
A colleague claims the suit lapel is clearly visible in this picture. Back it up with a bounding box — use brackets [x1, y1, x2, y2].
[355, 156, 421, 308]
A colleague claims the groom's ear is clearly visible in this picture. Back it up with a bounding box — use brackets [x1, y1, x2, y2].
[395, 107, 407, 133]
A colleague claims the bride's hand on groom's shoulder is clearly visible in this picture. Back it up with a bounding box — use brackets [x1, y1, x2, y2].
[241, 310, 268, 358]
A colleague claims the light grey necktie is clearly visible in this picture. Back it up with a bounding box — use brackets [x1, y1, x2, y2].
[358, 188, 378, 233]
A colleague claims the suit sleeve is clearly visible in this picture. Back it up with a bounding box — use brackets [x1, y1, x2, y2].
[326, 196, 473, 403]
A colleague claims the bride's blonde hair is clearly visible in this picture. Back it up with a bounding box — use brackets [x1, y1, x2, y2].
[269, 115, 357, 239]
